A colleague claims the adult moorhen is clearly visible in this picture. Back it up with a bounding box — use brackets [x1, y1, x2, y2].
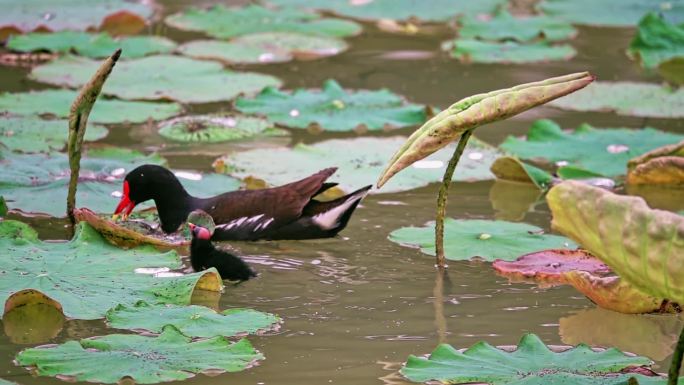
[188, 222, 257, 282]
[113, 165, 371, 240]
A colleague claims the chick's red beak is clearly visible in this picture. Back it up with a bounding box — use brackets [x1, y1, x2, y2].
[112, 181, 135, 221]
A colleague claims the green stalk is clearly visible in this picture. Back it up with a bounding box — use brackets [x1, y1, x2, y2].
[669, 325, 684, 385]
[435, 129, 474, 267]
[66, 49, 121, 226]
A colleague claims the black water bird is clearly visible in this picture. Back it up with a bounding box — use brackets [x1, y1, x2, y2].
[188, 222, 257, 282]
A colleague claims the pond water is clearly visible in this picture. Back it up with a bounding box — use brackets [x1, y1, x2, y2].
[1, 1, 683, 384]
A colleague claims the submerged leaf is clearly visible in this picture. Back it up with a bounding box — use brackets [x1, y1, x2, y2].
[459, 8, 577, 42]
[16, 325, 261, 384]
[442, 39, 576, 63]
[0, 115, 107, 153]
[158, 114, 287, 143]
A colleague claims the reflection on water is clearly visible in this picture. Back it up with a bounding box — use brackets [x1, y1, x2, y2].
[3, 304, 64, 345]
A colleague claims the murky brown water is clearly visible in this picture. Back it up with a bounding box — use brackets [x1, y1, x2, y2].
[1, 1, 683, 384]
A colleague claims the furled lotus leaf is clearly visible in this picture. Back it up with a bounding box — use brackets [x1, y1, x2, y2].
[16, 325, 262, 384]
[235, 79, 428, 132]
[158, 114, 287, 143]
[106, 301, 281, 338]
[0, 220, 222, 320]
[489, 156, 554, 190]
[492, 249, 611, 287]
[401, 333, 660, 384]
[488, 180, 542, 221]
[0, 115, 107, 153]
[627, 140, 684, 185]
[187, 209, 215, 235]
[458, 8, 577, 42]
[389, 219, 576, 262]
[3, 302, 64, 344]
[563, 270, 676, 314]
[537, 0, 684, 27]
[560, 307, 684, 361]
[7, 31, 176, 59]
[442, 39, 576, 64]
[166, 4, 361, 39]
[376, 72, 593, 188]
[0, 89, 181, 124]
[660, 57, 684, 85]
[547, 180, 684, 303]
[628, 13, 684, 69]
[30, 55, 282, 103]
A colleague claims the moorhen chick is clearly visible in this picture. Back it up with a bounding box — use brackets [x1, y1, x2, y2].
[113, 165, 371, 241]
[188, 222, 257, 282]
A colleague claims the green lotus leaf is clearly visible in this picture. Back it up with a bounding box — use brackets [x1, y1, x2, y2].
[401, 333, 665, 385]
[0, 0, 153, 34]
[660, 57, 684, 85]
[0, 115, 107, 153]
[0, 379, 18, 385]
[30, 55, 282, 103]
[165, 4, 361, 39]
[459, 8, 577, 42]
[7, 31, 176, 59]
[214, 136, 501, 194]
[500, 120, 683, 177]
[178, 33, 348, 64]
[442, 39, 576, 63]
[0, 220, 221, 320]
[490, 156, 554, 190]
[377, 72, 593, 188]
[107, 301, 281, 338]
[265, 0, 507, 22]
[0, 89, 182, 124]
[550, 81, 684, 118]
[235, 79, 428, 132]
[388, 219, 576, 262]
[158, 114, 288, 143]
[16, 325, 261, 384]
[537, 0, 684, 27]
[628, 13, 684, 69]
[547, 181, 684, 303]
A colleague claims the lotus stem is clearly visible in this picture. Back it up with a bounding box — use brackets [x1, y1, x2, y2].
[433, 267, 447, 343]
[435, 129, 474, 268]
[668, 325, 684, 385]
[67, 49, 121, 227]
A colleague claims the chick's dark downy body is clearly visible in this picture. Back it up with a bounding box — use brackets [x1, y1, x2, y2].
[190, 224, 257, 282]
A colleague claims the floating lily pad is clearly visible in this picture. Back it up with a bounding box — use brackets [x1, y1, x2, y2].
[0, 380, 18, 385]
[166, 4, 361, 39]
[459, 8, 577, 42]
[235, 80, 428, 132]
[492, 249, 611, 286]
[16, 325, 261, 384]
[442, 39, 576, 63]
[627, 140, 684, 185]
[158, 114, 288, 143]
[0, 89, 182, 124]
[0, 220, 221, 320]
[500, 119, 684, 177]
[628, 13, 684, 69]
[107, 301, 281, 338]
[389, 219, 576, 262]
[214, 136, 501, 194]
[30, 55, 282, 103]
[0, 115, 107, 153]
[178, 33, 348, 64]
[490, 156, 554, 190]
[265, 0, 507, 22]
[537, 0, 684, 27]
[402, 333, 659, 385]
[7, 31, 176, 59]
[550, 81, 684, 118]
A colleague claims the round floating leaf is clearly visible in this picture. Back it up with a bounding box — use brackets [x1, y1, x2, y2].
[500, 119, 684, 177]
[178, 33, 347, 64]
[0, 220, 221, 320]
[158, 114, 288, 143]
[628, 13, 684, 69]
[490, 156, 554, 190]
[550, 81, 684, 118]
[166, 4, 361, 39]
[389, 219, 576, 262]
[0, 115, 107, 153]
[547, 181, 684, 303]
[442, 39, 576, 63]
[107, 301, 281, 338]
[235, 79, 428, 131]
[7, 31, 176, 59]
[16, 325, 261, 384]
[214, 136, 501, 194]
[265, 0, 507, 22]
[459, 8, 577, 42]
[30, 55, 282, 103]
[402, 333, 658, 385]
[0, 89, 182, 124]
[537, 0, 684, 27]
[0, 0, 153, 35]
